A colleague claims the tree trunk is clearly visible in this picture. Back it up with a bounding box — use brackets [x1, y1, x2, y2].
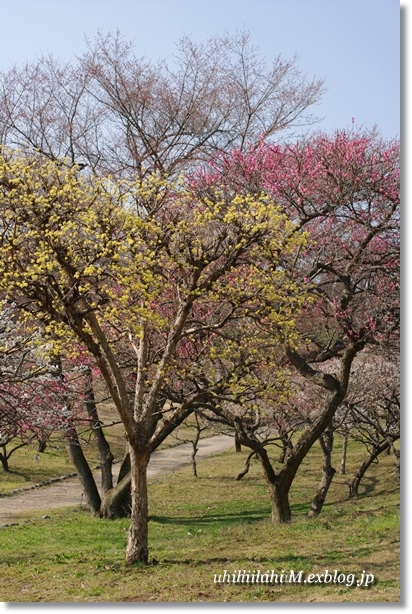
[308, 464, 336, 517]
[84, 368, 114, 493]
[0, 447, 9, 471]
[100, 472, 132, 518]
[236, 450, 256, 480]
[267, 349, 362, 522]
[37, 438, 48, 453]
[100, 452, 132, 518]
[279, 435, 293, 464]
[125, 446, 150, 565]
[270, 478, 292, 523]
[235, 435, 242, 453]
[308, 424, 336, 517]
[230, 342, 363, 525]
[191, 429, 201, 477]
[349, 440, 390, 497]
[340, 433, 348, 475]
[117, 451, 131, 483]
[66, 424, 101, 514]
[257, 445, 292, 523]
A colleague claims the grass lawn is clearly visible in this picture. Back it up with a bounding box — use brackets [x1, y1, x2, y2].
[0, 441, 76, 494]
[0, 436, 400, 603]
[0, 411, 220, 495]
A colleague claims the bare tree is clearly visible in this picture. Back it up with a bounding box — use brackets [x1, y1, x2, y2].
[173, 413, 213, 477]
[341, 351, 400, 497]
[0, 30, 324, 177]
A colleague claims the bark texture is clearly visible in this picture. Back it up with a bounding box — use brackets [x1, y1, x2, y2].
[100, 472, 132, 519]
[84, 368, 114, 494]
[66, 424, 101, 514]
[270, 478, 292, 523]
[125, 447, 150, 565]
[308, 424, 336, 517]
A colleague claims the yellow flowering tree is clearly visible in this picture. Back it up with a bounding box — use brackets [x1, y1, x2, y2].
[0, 149, 307, 564]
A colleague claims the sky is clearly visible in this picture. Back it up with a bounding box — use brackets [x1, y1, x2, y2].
[0, 0, 401, 140]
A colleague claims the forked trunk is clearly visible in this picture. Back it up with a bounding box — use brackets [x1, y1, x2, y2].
[255, 445, 292, 523]
[100, 473, 132, 518]
[308, 424, 336, 517]
[125, 446, 150, 566]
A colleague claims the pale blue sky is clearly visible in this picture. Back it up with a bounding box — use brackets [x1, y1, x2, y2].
[0, 0, 400, 139]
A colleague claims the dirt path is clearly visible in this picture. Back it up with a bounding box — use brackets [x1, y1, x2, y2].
[0, 435, 234, 525]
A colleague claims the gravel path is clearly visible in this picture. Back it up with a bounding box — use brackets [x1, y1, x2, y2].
[0, 435, 234, 525]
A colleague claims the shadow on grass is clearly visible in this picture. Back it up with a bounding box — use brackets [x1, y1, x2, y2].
[150, 501, 314, 527]
[160, 555, 318, 567]
[359, 475, 379, 496]
[192, 475, 253, 483]
[150, 508, 270, 526]
[159, 552, 325, 567]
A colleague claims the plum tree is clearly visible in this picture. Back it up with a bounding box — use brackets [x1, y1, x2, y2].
[0, 149, 306, 563]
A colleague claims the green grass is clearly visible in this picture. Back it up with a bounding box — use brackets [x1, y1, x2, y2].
[0, 442, 75, 494]
[0, 438, 400, 602]
[0, 411, 218, 495]
[0, 404, 128, 495]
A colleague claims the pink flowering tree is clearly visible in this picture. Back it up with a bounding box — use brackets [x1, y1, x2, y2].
[0, 303, 77, 471]
[191, 130, 400, 522]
